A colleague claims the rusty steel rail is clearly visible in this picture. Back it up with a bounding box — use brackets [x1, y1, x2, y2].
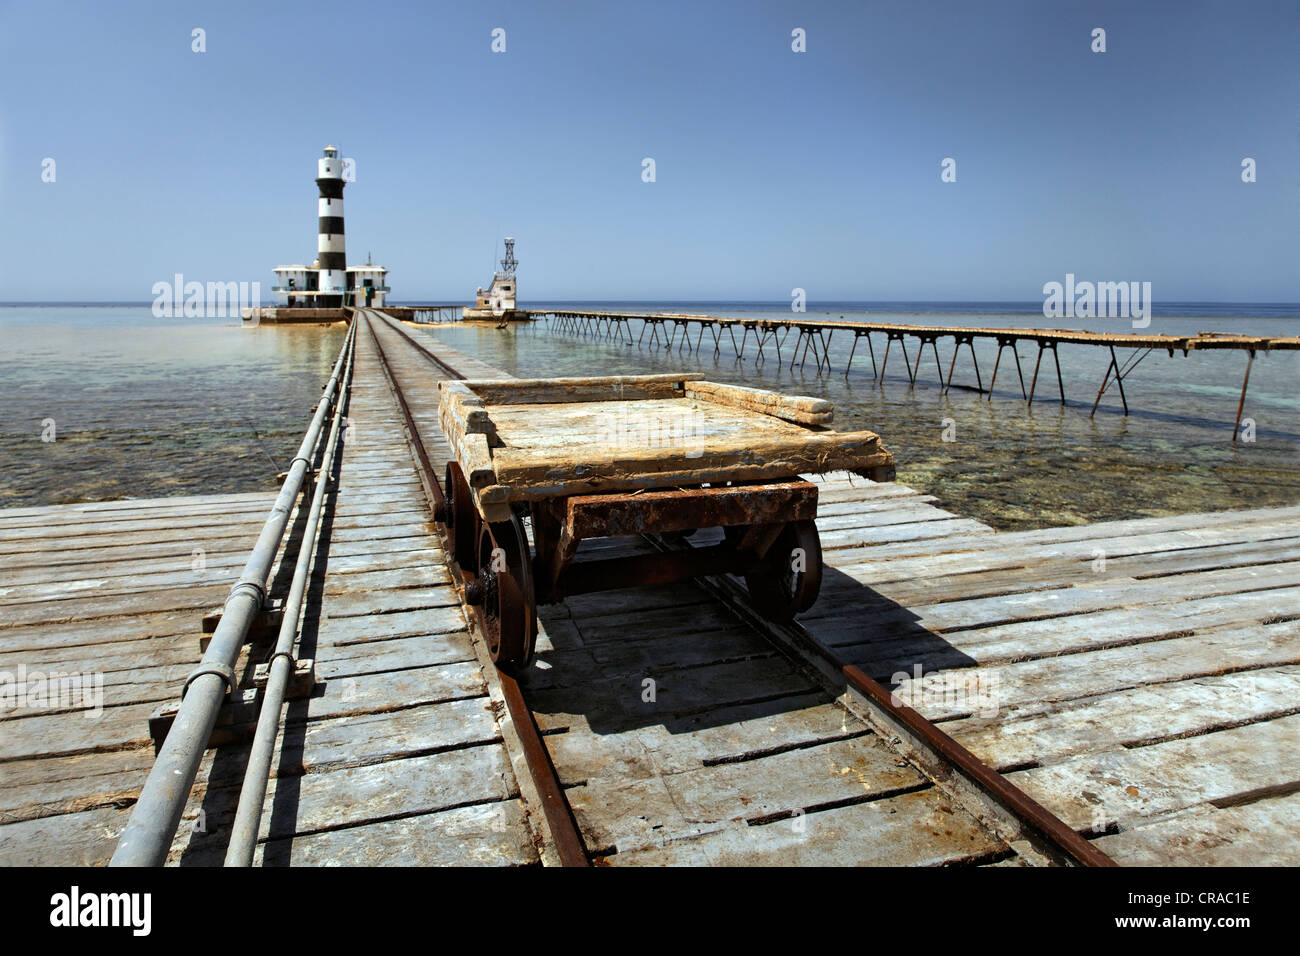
[351, 306, 469, 381]
[360, 309, 589, 867]
[652, 531, 1117, 868]
[365, 306, 1114, 866]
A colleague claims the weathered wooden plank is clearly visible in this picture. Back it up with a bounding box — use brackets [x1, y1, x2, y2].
[528, 626, 777, 693]
[824, 505, 1300, 565]
[919, 620, 1300, 721]
[490, 413, 887, 489]
[603, 788, 1001, 866]
[0, 520, 272, 557]
[0, 582, 235, 630]
[0, 498, 275, 534]
[0, 508, 288, 543]
[845, 585, 1300, 677]
[323, 534, 440, 559]
[829, 535, 1300, 606]
[817, 517, 993, 549]
[813, 503, 964, 532]
[571, 735, 926, 852]
[815, 493, 939, 518]
[0, 563, 251, 607]
[0, 609, 198, 654]
[314, 634, 477, 679]
[0, 747, 154, 822]
[325, 521, 433, 543]
[940, 664, 1300, 767]
[198, 743, 516, 848]
[807, 561, 1300, 648]
[1009, 713, 1300, 832]
[295, 661, 486, 722]
[0, 546, 274, 590]
[0, 805, 128, 866]
[542, 692, 857, 784]
[457, 373, 701, 406]
[0, 633, 194, 675]
[549, 599, 738, 646]
[0, 532, 273, 572]
[315, 583, 460, 619]
[320, 565, 451, 596]
[315, 606, 467, 646]
[1093, 792, 1300, 866]
[527, 655, 821, 737]
[0, 701, 156, 762]
[0, 491, 271, 523]
[254, 800, 537, 866]
[684, 380, 834, 425]
[316, 547, 443, 577]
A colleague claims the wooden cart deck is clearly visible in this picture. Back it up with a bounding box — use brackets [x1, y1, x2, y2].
[439, 375, 894, 521]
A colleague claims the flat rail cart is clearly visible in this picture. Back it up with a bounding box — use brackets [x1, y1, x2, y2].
[437, 373, 896, 669]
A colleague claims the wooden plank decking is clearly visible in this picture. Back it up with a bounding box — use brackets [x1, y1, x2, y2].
[365, 316, 1009, 865]
[795, 484, 1300, 864]
[0, 326, 537, 866]
[0, 490, 281, 864]
[2, 311, 1296, 865]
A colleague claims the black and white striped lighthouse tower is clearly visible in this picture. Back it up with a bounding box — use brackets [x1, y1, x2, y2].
[315, 145, 346, 307]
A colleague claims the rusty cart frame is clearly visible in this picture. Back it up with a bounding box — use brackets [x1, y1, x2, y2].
[436, 373, 895, 669]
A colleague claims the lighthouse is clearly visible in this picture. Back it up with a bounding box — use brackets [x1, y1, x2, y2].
[263, 147, 389, 317]
[316, 145, 347, 307]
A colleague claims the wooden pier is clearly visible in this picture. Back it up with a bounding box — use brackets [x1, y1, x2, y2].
[501, 308, 1298, 438]
[2, 307, 1296, 866]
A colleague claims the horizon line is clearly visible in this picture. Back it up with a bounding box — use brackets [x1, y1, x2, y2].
[2, 298, 1297, 308]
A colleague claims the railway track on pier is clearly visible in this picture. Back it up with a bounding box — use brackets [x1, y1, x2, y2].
[357, 308, 1115, 867]
[5, 310, 1292, 867]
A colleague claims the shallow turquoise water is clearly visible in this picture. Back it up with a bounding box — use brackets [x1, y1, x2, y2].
[2, 304, 1297, 531]
[0, 307, 345, 507]
[413, 306, 1300, 531]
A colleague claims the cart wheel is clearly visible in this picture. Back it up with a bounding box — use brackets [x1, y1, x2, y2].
[444, 461, 479, 572]
[744, 519, 822, 623]
[467, 515, 537, 670]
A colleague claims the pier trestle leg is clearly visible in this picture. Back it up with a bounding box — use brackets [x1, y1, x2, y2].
[912, 334, 942, 387]
[1090, 345, 1150, 418]
[1028, 341, 1047, 406]
[1233, 349, 1256, 441]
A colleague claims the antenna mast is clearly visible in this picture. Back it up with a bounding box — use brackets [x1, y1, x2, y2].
[498, 237, 517, 277]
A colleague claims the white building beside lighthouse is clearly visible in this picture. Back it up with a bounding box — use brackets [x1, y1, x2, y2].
[271, 146, 389, 309]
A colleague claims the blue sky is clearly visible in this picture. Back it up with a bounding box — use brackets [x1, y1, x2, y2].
[0, 0, 1295, 302]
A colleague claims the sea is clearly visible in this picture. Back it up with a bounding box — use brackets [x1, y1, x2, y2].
[2, 301, 1297, 531]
